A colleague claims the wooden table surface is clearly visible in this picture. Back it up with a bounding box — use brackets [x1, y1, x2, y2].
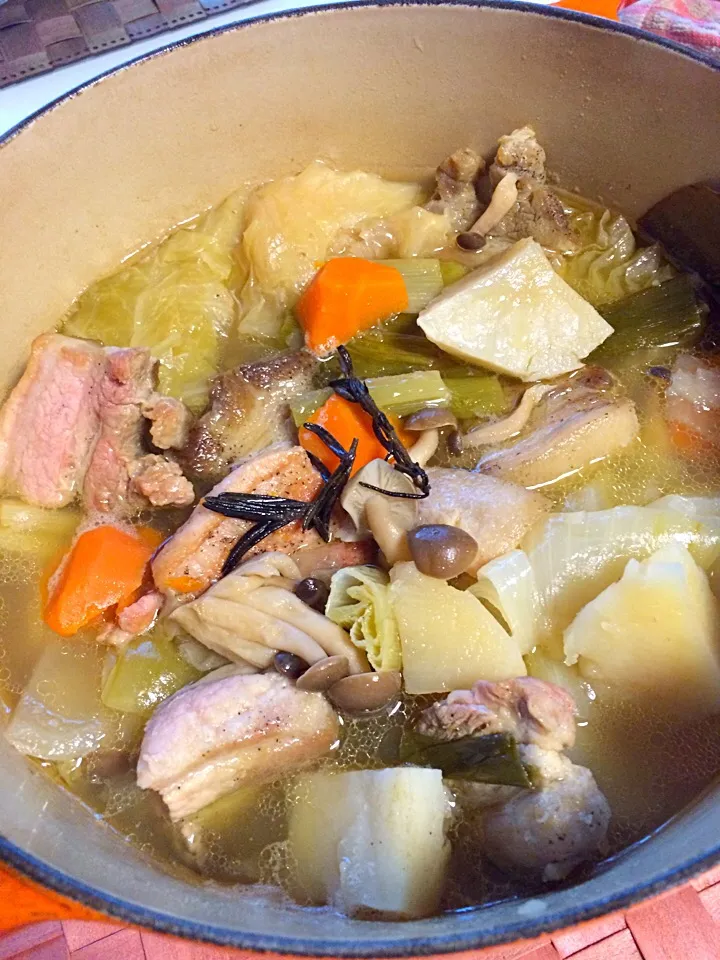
[3, 865, 720, 960]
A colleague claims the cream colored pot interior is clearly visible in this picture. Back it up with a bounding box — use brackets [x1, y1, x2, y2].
[0, 4, 719, 952]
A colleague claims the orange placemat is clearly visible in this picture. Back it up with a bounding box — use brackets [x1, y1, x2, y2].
[3, 866, 720, 960]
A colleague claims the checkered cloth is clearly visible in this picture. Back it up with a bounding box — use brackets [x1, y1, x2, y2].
[619, 0, 720, 59]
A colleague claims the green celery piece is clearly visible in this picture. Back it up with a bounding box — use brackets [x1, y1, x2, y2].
[346, 332, 443, 378]
[439, 261, 470, 286]
[382, 259, 444, 312]
[592, 275, 706, 362]
[290, 371, 450, 426]
[102, 629, 201, 716]
[367, 370, 450, 417]
[443, 375, 509, 419]
[400, 731, 532, 788]
[290, 388, 332, 426]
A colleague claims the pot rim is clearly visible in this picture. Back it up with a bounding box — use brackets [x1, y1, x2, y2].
[1, 2, 719, 952]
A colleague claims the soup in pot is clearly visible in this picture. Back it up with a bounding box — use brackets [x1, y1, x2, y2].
[1, 126, 719, 919]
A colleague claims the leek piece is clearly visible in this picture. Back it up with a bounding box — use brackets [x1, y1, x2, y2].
[592, 275, 706, 362]
[439, 261, 470, 287]
[382, 259, 444, 312]
[102, 628, 201, 716]
[442, 375, 508, 419]
[400, 731, 531, 788]
[291, 370, 450, 426]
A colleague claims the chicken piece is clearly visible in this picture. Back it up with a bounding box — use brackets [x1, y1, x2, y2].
[143, 396, 192, 450]
[418, 678, 577, 751]
[477, 390, 639, 488]
[152, 443, 325, 596]
[481, 757, 611, 882]
[489, 126, 547, 187]
[181, 351, 317, 482]
[416, 467, 550, 572]
[426, 147, 485, 232]
[131, 455, 194, 509]
[169, 552, 369, 674]
[0, 334, 105, 507]
[136, 670, 339, 820]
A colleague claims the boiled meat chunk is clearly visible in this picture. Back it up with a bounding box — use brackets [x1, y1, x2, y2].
[420, 678, 610, 881]
[481, 751, 611, 882]
[418, 677, 576, 751]
[137, 670, 339, 820]
[0, 334, 105, 507]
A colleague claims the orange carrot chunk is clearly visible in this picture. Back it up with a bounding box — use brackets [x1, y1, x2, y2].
[44, 525, 159, 637]
[297, 258, 409, 356]
[299, 394, 412, 477]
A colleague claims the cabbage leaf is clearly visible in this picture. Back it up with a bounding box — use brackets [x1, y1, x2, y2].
[557, 206, 674, 307]
[326, 565, 401, 672]
[64, 189, 248, 411]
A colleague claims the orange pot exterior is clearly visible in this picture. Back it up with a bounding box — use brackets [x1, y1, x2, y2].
[0, 865, 103, 930]
[551, 0, 620, 19]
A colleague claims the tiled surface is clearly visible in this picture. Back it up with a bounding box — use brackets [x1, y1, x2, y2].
[3, 870, 720, 960]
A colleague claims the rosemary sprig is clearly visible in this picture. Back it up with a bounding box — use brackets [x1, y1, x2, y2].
[329, 346, 430, 499]
[204, 432, 358, 576]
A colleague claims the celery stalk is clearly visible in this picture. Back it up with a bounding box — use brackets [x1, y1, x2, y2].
[291, 371, 450, 426]
[368, 370, 450, 416]
[102, 629, 201, 716]
[439, 261, 470, 287]
[290, 388, 332, 426]
[442, 375, 508, 419]
[383, 259, 444, 312]
[345, 332, 443, 378]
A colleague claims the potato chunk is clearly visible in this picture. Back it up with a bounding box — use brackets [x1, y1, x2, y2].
[390, 562, 526, 694]
[417, 238, 613, 381]
[288, 767, 450, 919]
[564, 544, 720, 717]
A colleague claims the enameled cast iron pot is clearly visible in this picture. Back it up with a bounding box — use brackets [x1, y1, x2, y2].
[0, 2, 719, 952]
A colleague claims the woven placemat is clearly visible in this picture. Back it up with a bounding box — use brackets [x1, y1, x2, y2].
[0, 0, 256, 88]
[3, 866, 720, 960]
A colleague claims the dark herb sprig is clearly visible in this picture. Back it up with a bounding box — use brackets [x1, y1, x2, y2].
[204, 432, 358, 576]
[329, 345, 430, 499]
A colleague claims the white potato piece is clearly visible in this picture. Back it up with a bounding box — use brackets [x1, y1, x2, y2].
[289, 767, 451, 919]
[417, 238, 613, 381]
[564, 544, 720, 717]
[522, 503, 720, 643]
[390, 562, 526, 694]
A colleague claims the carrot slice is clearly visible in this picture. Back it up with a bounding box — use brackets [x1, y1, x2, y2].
[299, 394, 412, 477]
[668, 420, 717, 457]
[297, 258, 409, 356]
[44, 525, 159, 637]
